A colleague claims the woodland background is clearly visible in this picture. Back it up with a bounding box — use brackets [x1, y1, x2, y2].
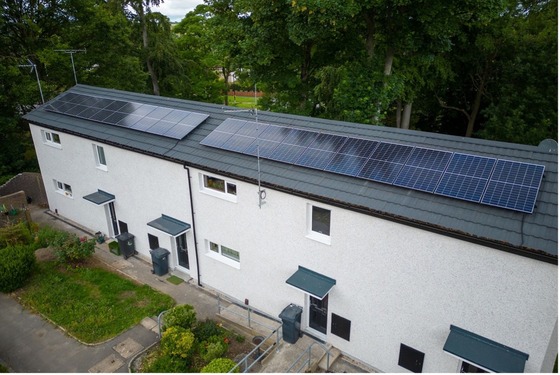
[0, 0, 557, 183]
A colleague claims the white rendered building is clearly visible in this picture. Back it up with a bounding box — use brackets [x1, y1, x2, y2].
[25, 85, 557, 373]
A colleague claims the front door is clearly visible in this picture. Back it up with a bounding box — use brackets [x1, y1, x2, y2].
[176, 233, 189, 270]
[108, 202, 119, 236]
[309, 294, 328, 334]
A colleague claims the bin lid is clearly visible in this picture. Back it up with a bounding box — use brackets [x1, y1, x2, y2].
[278, 304, 302, 320]
[150, 247, 170, 258]
[116, 232, 134, 241]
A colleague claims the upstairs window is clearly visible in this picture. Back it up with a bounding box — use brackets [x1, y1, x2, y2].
[307, 204, 331, 244]
[42, 130, 61, 148]
[312, 206, 331, 236]
[93, 144, 107, 170]
[201, 174, 237, 202]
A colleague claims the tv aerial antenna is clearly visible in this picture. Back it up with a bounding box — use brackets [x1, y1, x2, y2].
[18, 58, 44, 104]
[223, 85, 266, 208]
[55, 49, 86, 85]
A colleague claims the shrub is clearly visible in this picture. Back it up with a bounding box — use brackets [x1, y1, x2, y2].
[201, 358, 239, 373]
[163, 304, 197, 331]
[142, 352, 189, 373]
[200, 336, 228, 363]
[0, 222, 33, 249]
[51, 233, 96, 264]
[0, 244, 36, 292]
[193, 319, 226, 342]
[161, 326, 195, 359]
[34, 226, 65, 249]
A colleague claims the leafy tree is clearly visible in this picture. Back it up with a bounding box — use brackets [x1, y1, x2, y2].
[477, 0, 557, 144]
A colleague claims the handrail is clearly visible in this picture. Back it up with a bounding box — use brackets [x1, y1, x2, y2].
[286, 341, 331, 373]
[228, 323, 282, 373]
[217, 293, 280, 332]
[156, 309, 170, 338]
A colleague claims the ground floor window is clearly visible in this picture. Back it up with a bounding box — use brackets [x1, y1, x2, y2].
[54, 179, 72, 197]
[208, 241, 241, 263]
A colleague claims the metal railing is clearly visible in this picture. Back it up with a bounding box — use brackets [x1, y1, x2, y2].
[156, 309, 170, 338]
[286, 341, 331, 373]
[217, 293, 280, 332]
[228, 323, 283, 373]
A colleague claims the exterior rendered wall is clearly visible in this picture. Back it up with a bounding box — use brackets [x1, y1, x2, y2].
[190, 167, 557, 373]
[29, 124, 198, 279]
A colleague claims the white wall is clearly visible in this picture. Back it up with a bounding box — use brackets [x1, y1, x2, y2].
[30, 124, 557, 373]
[190, 167, 557, 373]
[30, 124, 198, 278]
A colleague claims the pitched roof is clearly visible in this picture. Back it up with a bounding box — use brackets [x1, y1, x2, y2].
[24, 85, 558, 262]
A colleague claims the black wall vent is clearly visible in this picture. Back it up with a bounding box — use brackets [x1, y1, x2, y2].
[331, 313, 351, 341]
[398, 343, 425, 373]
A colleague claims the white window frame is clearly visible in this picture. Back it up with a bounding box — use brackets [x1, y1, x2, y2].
[199, 173, 237, 203]
[93, 144, 107, 171]
[54, 179, 73, 198]
[205, 240, 240, 269]
[306, 204, 331, 245]
[41, 130, 62, 149]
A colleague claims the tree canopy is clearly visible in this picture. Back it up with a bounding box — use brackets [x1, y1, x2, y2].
[0, 0, 556, 181]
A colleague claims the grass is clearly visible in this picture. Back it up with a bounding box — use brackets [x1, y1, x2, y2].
[17, 261, 175, 343]
[227, 95, 260, 109]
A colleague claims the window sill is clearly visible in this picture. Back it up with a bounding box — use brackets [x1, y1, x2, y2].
[44, 142, 62, 149]
[200, 188, 237, 203]
[205, 251, 240, 269]
[56, 191, 73, 199]
[306, 232, 331, 245]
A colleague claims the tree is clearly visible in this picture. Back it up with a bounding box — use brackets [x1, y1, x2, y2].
[477, 0, 557, 144]
[125, 0, 163, 95]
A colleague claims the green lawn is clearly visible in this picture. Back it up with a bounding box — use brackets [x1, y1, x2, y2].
[18, 261, 174, 343]
[227, 95, 260, 109]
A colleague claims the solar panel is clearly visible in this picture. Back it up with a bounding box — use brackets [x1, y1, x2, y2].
[296, 149, 337, 170]
[197, 118, 547, 215]
[434, 154, 496, 202]
[245, 139, 282, 158]
[325, 153, 370, 176]
[44, 92, 208, 140]
[480, 160, 545, 213]
[199, 131, 235, 148]
[393, 148, 453, 192]
[356, 142, 413, 184]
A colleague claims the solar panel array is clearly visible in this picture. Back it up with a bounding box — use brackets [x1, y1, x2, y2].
[201, 118, 545, 213]
[44, 92, 209, 140]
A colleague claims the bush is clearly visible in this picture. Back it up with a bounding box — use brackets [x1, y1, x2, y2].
[201, 358, 239, 373]
[0, 244, 36, 292]
[161, 326, 195, 359]
[142, 352, 189, 373]
[51, 233, 96, 264]
[0, 222, 33, 249]
[193, 319, 226, 342]
[163, 304, 197, 331]
[34, 226, 64, 249]
[200, 337, 228, 363]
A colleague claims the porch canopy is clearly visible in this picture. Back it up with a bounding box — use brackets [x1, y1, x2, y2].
[83, 190, 115, 205]
[443, 325, 529, 373]
[147, 214, 191, 236]
[286, 266, 336, 300]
